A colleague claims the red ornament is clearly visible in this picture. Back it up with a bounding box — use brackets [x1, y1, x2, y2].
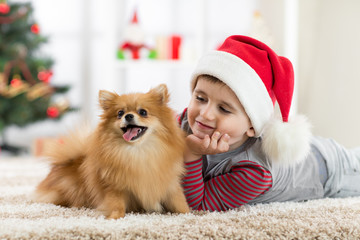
[31, 24, 40, 34]
[47, 106, 59, 118]
[10, 78, 22, 88]
[38, 70, 53, 83]
[0, 3, 10, 14]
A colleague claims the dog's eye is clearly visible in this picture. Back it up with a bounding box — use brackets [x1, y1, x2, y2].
[138, 109, 147, 117]
[118, 110, 125, 118]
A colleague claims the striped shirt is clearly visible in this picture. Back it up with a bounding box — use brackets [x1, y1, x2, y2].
[179, 109, 273, 211]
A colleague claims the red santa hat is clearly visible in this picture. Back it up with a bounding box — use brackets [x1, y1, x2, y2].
[191, 35, 312, 165]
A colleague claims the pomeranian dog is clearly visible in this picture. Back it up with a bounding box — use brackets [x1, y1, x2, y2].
[34, 84, 189, 219]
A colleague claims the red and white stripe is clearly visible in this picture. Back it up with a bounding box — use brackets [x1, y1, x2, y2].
[182, 158, 272, 211]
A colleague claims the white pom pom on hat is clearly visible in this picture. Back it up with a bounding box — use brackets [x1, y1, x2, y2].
[191, 35, 312, 165]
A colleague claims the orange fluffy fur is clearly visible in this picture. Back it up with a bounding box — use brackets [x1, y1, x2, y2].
[34, 84, 189, 219]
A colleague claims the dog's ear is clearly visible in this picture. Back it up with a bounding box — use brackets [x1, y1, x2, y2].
[99, 90, 117, 110]
[149, 84, 169, 104]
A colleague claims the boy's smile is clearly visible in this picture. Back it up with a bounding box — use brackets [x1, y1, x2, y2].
[195, 120, 215, 131]
[187, 75, 255, 150]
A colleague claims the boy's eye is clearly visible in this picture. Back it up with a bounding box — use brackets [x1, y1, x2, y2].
[196, 96, 205, 102]
[219, 106, 231, 114]
[118, 110, 125, 118]
[138, 109, 147, 117]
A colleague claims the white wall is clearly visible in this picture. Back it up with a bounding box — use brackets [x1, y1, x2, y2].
[298, 0, 360, 148]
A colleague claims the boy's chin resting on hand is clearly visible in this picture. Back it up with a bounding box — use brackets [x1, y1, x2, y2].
[184, 132, 230, 162]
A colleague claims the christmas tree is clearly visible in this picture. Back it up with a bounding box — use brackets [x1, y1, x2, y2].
[0, 1, 75, 154]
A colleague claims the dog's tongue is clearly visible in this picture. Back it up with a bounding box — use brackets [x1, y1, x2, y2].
[123, 127, 140, 142]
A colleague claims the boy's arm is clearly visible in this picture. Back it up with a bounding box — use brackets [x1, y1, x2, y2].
[182, 159, 272, 211]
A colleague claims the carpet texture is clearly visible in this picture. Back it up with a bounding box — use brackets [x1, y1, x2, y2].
[1, 156, 360, 239]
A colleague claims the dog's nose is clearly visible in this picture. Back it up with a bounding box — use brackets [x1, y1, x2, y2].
[125, 114, 134, 122]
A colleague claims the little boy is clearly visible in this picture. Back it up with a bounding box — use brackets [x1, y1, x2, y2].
[179, 35, 360, 211]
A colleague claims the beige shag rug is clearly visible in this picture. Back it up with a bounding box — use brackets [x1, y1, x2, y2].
[1, 156, 360, 239]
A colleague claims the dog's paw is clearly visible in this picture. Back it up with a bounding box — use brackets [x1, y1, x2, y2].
[106, 210, 125, 219]
[177, 204, 190, 214]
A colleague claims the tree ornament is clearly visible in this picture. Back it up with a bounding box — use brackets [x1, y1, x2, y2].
[10, 75, 22, 88]
[30, 23, 39, 34]
[0, 4, 28, 24]
[3, 75, 29, 98]
[37, 70, 53, 83]
[46, 106, 59, 118]
[0, 2, 10, 14]
[53, 97, 70, 113]
[17, 6, 28, 16]
[27, 82, 53, 100]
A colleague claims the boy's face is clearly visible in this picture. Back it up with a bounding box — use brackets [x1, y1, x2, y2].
[188, 76, 255, 151]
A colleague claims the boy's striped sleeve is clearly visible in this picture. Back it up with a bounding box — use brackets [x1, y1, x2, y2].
[177, 108, 188, 125]
[182, 159, 272, 211]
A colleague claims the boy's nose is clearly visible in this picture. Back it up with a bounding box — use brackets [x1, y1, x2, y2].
[200, 105, 215, 120]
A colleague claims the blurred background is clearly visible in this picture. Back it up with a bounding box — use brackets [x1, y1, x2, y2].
[1, 0, 360, 157]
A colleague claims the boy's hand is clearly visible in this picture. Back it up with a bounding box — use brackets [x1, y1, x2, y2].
[184, 131, 230, 162]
